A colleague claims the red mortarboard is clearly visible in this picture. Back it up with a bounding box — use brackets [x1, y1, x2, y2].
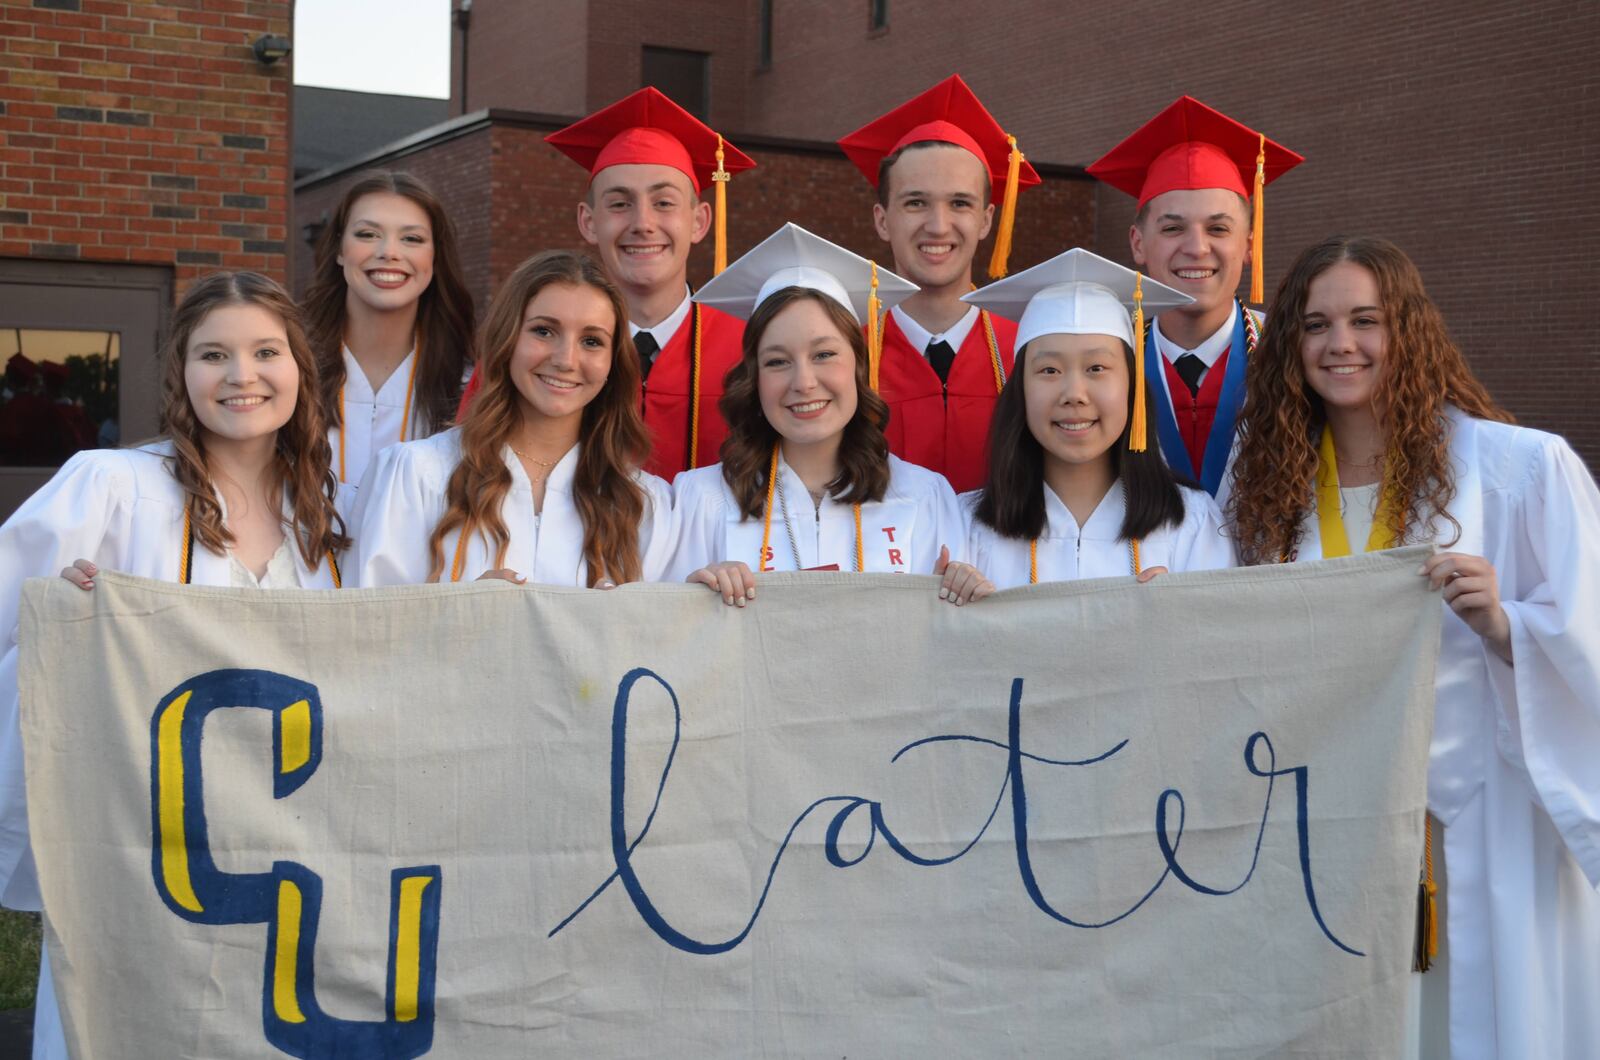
[836, 74, 1042, 278]
[544, 87, 755, 195]
[1087, 96, 1302, 207]
[1088, 96, 1303, 303]
[838, 74, 1041, 193]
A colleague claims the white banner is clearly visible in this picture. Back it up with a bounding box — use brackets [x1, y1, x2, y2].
[19, 549, 1439, 1058]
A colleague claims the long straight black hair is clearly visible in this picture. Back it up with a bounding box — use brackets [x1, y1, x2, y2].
[972, 336, 1187, 541]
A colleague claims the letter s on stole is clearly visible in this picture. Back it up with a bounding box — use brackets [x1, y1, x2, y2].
[150, 669, 442, 1059]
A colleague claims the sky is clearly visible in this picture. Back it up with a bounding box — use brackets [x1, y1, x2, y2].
[292, 0, 452, 99]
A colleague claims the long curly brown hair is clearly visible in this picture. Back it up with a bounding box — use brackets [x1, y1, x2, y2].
[717, 287, 892, 518]
[301, 171, 475, 439]
[159, 272, 348, 567]
[425, 251, 650, 585]
[1228, 236, 1510, 564]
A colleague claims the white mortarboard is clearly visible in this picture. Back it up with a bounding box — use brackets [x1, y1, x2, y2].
[960, 247, 1192, 350]
[692, 223, 918, 325]
[962, 247, 1193, 453]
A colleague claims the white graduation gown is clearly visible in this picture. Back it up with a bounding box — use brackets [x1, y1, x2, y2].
[0, 441, 338, 1060]
[963, 481, 1235, 589]
[329, 347, 426, 518]
[669, 453, 965, 578]
[350, 427, 677, 587]
[1290, 409, 1600, 1060]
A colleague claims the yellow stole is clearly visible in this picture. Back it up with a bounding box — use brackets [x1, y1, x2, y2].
[1316, 426, 1439, 969]
[1314, 425, 1400, 556]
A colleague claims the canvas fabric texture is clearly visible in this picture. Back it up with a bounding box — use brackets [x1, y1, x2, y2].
[18, 549, 1439, 1058]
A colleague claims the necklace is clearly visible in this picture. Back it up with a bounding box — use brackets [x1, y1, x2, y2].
[510, 447, 558, 468]
[759, 444, 863, 572]
[774, 464, 808, 571]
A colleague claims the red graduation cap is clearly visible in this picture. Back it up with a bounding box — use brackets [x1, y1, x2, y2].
[1087, 96, 1303, 303]
[545, 87, 755, 272]
[837, 74, 1042, 278]
[545, 87, 754, 193]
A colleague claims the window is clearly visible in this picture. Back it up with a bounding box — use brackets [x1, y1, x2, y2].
[0, 259, 170, 520]
[641, 47, 710, 120]
[868, 0, 888, 31]
[0, 328, 121, 467]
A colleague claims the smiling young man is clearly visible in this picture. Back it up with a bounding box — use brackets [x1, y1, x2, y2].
[837, 75, 1040, 492]
[458, 89, 754, 479]
[1087, 97, 1302, 498]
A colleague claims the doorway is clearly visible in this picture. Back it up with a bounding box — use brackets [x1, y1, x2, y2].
[0, 260, 171, 521]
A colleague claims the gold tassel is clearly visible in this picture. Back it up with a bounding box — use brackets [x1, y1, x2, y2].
[1414, 814, 1440, 972]
[1249, 132, 1265, 305]
[986, 134, 1022, 280]
[867, 261, 883, 391]
[713, 135, 730, 275]
[1130, 272, 1147, 452]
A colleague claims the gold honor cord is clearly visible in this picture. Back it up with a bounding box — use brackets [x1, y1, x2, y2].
[980, 309, 1005, 394]
[1028, 535, 1140, 584]
[687, 305, 704, 469]
[338, 348, 420, 484]
[181, 505, 341, 587]
[1028, 483, 1142, 584]
[759, 444, 863, 573]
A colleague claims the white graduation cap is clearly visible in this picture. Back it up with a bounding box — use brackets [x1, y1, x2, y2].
[961, 247, 1192, 350]
[963, 248, 1193, 453]
[692, 222, 919, 325]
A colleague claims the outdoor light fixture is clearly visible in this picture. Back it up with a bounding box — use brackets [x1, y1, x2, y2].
[252, 34, 291, 65]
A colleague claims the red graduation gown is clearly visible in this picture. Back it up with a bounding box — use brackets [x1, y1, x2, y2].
[1159, 347, 1230, 479]
[640, 303, 745, 480]
[452, 304, 745, 480]
[875, 309, 1015, 493]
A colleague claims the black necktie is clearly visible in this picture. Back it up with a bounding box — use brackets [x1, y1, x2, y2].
[1173, 352, 1206, 397]
[926, 339, 956, 385]
[634, 331, 659, 380]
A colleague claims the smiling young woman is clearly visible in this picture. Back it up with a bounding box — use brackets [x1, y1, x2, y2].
[963, 249, 1233, 588]
[670, 224, 970, 606]
[350, 250, 676, 588]
[1227, 234, 1600, 1060]
[0, 271, 346, 1057]
[301, 171, 475, 514]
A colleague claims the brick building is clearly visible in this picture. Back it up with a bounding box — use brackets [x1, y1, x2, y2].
[0, 0, 292, 512]
[293, 111, 1093, 323]
[412, 0, 1600, 466]
[1, 0, 1595, 521]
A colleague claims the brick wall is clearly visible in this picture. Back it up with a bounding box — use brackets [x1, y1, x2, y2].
[294, 112, 1093, 329]
[451, 0, 1600, 470]
[0, 0, 292, 292]
[451, 0, 587, 119]
[743, 0, 1600, 469]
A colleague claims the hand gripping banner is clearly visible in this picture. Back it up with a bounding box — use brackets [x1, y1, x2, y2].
[18, 550, 1439, 1057]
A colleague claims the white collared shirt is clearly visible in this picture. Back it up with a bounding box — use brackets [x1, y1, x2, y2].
[891, 303, 980, 359]
[1152, 301, 1239, 380]
[628, 287, 693, 363]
